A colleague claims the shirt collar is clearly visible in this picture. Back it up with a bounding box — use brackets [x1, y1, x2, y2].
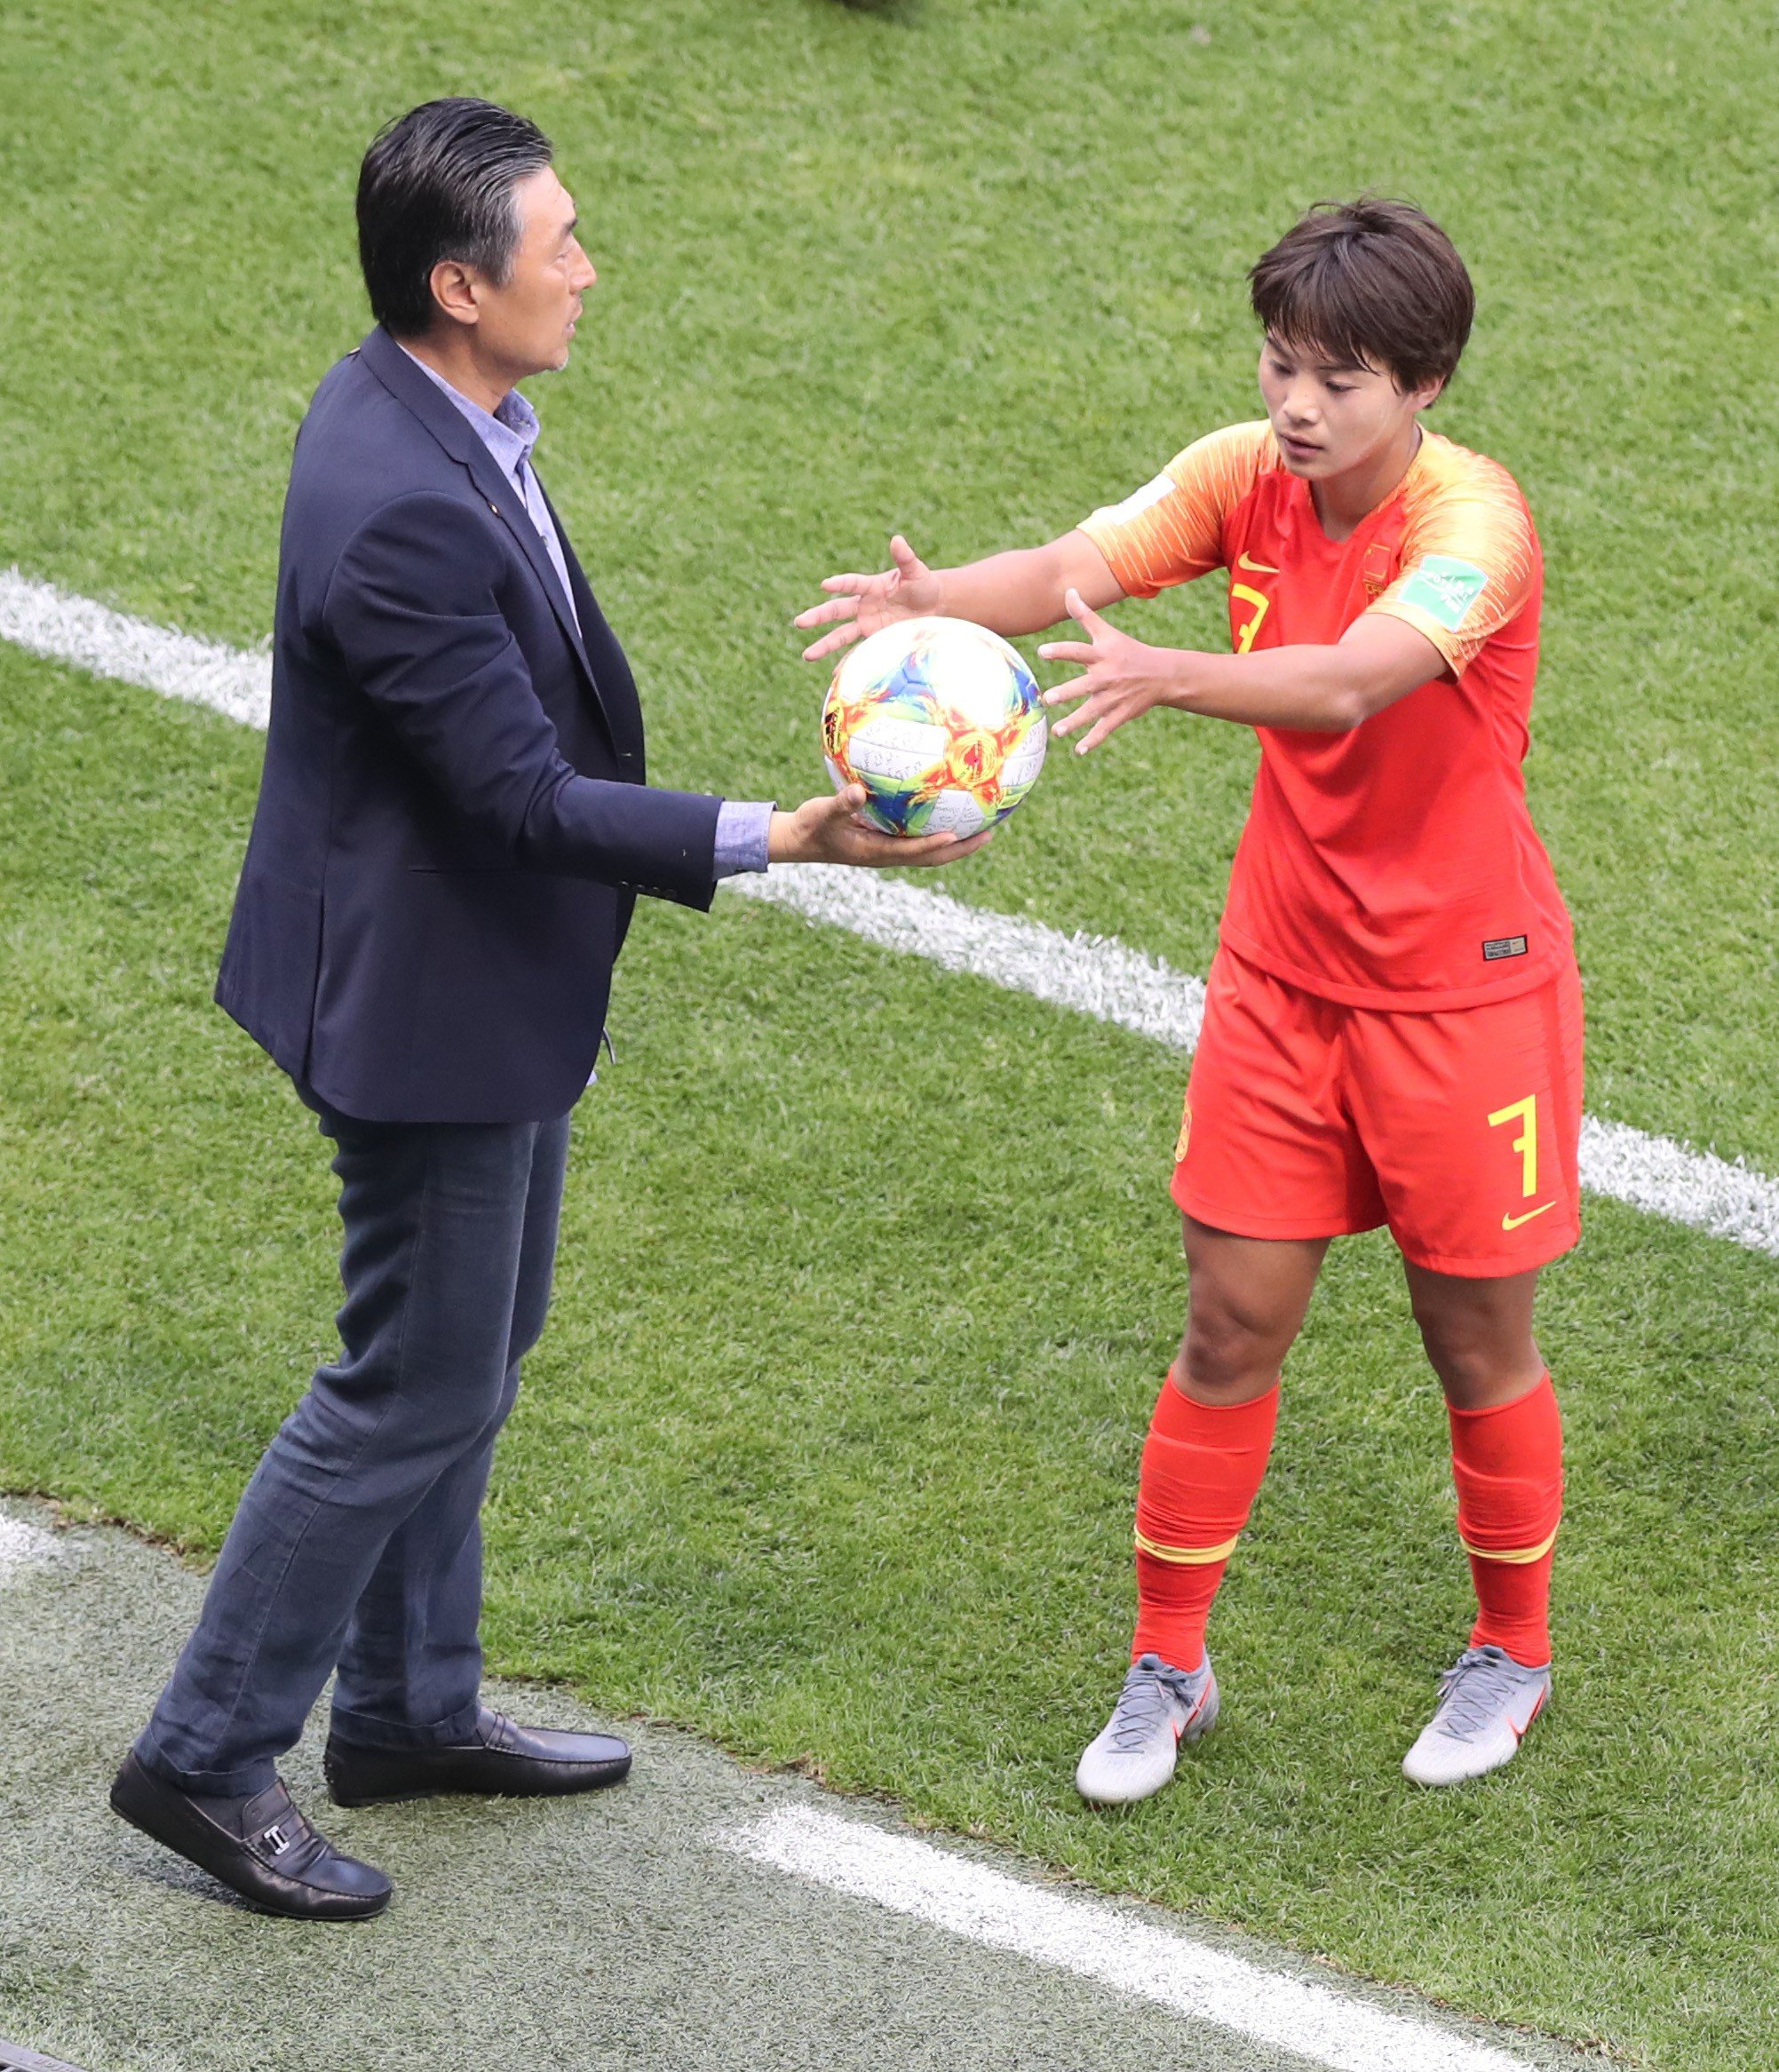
[397, 342, 540, 480]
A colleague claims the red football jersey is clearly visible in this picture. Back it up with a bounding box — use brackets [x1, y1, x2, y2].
[1078, 422, 1572, 1009]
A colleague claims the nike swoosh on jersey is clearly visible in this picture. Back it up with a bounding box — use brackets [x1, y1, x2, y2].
[1236, 552, 1281, 574]
[1501, 1202, 1557, 1230]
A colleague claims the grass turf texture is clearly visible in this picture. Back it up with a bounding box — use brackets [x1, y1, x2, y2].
[0, 0, 1775, 2064]
[6, 656, 1779, 2068]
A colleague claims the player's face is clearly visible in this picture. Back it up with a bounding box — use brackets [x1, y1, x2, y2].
[476, 167, 599, 377]
[1257, 336, 1435, 480]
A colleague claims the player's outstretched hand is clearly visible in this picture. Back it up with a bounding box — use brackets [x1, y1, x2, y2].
[1038, 588, 1177, 754]
[794, 536, 943, 661]
[768, 785, 991, 869]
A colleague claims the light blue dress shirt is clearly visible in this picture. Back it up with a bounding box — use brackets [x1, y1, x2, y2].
[398, 345, 772, 877]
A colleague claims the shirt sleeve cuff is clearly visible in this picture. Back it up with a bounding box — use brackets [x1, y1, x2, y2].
[1364, 598, 1468, 677]
[1073, 517, 1158, 601]
[713, 799, 775, 877]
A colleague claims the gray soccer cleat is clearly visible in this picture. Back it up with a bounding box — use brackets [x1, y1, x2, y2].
[1402, 1643, 1551, 1786]
[1075, 1650, 1219, 1805]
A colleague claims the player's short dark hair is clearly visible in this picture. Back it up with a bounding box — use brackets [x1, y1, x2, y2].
[1248, 198, 1474, 397]
[356, 98, 554, 337]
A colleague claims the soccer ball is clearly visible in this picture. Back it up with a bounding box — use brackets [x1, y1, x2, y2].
[821, 616, 1048, 838]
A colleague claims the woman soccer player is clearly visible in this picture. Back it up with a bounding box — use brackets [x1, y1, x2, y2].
[797, 198, 1578, 1797]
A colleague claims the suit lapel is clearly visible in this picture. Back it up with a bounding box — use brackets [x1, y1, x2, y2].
[358, 327, 616, 742]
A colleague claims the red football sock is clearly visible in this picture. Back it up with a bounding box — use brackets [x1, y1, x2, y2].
[1448, 1371, 1563, 1667]
[1132, 1375, 1279, 1672]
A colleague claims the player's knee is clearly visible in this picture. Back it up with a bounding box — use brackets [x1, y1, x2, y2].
[1414, 1312, 1525, 1401]
[1179, 1298, 1283, 1401]
[1422, 1342, 1489, 1400]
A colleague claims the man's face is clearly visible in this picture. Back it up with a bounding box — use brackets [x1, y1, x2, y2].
[1256, 334, 1437, 480]
[473, 166, 597, 377]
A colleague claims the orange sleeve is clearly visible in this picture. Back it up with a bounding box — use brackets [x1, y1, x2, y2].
[1369, 444, 1538, 675]
[1076, 422, 1275, 599]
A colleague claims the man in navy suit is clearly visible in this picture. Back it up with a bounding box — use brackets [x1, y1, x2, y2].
[110, 99, 981, 1919]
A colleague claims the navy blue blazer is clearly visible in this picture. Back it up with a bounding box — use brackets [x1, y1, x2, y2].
[218, 326, 724, 1123]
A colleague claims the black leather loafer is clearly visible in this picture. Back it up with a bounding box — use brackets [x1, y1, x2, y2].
[109, 1751, 392, 1920]
[323, 1707, 631, 1806]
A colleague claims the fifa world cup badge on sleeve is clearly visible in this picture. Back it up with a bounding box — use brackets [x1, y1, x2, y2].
[1174, 1097, 1193, 1166]
[1395, 554, 1488, 631]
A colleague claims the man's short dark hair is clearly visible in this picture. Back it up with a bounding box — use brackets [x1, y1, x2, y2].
[357, 99, 554, 337]
[1249, 199, 1474, 397]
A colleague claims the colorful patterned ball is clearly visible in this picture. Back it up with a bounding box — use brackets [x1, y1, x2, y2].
[821, 616, 1048, 839]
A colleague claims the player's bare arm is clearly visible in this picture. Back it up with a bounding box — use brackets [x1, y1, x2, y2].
[795, 528, 1124, 659]
[1038, 591, 1448, 752]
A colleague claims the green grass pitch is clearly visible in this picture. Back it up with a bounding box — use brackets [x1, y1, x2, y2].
[3, 2, 1777, 2066]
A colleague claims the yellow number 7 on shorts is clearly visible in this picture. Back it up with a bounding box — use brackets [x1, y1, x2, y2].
[1488, 1093, 1539, 1199]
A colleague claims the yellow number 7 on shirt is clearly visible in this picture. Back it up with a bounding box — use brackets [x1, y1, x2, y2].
[1230, 583, 1271, 655]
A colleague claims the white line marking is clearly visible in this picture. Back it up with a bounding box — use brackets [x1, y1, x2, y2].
[1576, 1115, 1779, 1255]
[0, 1514, 60, 1585]
[727, 864, 1205, 1051]
[721, 1806, 1537, 2072]
[4, 568, 1776, 1260]
[737, 866, 1779, 1258]
[0, 565, 270, 730]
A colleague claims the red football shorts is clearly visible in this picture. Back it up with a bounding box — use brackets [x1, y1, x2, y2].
[1172, 949, 1584, 1276]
